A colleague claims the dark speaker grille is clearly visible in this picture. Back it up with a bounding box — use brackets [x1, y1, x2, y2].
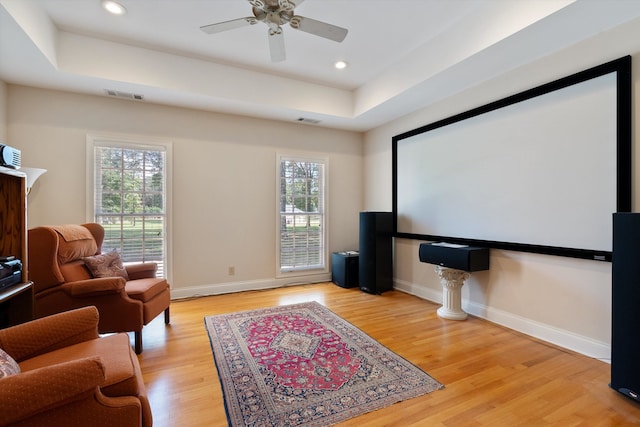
[611, 213, 640, 400]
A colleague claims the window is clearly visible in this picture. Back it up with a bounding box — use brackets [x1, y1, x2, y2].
[277, 155, 327, 274]
[87, 136, 171, 278]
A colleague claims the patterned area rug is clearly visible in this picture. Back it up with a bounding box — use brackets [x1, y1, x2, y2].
[204, 301, 443, 426]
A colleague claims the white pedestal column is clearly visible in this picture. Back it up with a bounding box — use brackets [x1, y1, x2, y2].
[434, 266, 469, 320]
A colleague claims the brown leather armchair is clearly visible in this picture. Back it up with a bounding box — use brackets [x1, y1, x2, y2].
[0, 306, 152, 427]
[28, 223, 170, 354]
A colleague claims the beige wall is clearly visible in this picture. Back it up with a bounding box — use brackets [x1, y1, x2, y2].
[0, 80, 6, 142]
[6, 15, 640, 360]
[6, 85, 363, 297]
[363, 20, 640, 360]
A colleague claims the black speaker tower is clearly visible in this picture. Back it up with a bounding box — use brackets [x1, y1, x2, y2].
[611, 213, 640, 402]
[359, 211, 393, 294]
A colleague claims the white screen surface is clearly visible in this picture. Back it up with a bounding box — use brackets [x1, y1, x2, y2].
[394, 59, 630, 259]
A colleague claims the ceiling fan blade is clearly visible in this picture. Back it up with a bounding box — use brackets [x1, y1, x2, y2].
[289, 16, 348, 42]
[268, 29, 286, 62]
[200, 17, 257, 34]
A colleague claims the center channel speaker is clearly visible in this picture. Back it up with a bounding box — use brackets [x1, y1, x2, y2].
[418, 243, 489, 272]
[359, 211, 393, 294]
[611, 213, 640, 402]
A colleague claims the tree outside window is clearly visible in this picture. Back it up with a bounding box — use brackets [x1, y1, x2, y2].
[92, 142, 168, 277]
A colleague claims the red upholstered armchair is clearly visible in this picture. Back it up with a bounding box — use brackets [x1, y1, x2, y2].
[0, 306, 152, 427]
[28, 223, 170, 354]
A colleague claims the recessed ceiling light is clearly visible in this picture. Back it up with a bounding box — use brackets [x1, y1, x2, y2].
[102, 0, 127, 15]
[334, 61, 348, 70]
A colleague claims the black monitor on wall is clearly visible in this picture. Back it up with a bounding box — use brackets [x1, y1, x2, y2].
[392, 56, 632, 261]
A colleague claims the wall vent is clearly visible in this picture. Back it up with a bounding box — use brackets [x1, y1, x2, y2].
[296, 117, 321, 124]
[104, 89, 144, 101]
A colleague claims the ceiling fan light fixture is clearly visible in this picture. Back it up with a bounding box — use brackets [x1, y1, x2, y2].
[334, 60, 348, 70]
[102, 0, 127, 16]
[200, 0, 348, 63]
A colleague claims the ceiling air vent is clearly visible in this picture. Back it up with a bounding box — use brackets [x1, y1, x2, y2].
[104, 89, 144, 101]
[296, 117, 321, 124]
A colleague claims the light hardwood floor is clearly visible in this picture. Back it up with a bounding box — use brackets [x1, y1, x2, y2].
[138, 283, 640, 426]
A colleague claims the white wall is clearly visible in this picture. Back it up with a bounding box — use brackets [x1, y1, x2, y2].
[6, 85, 363, 298]
[363, 21, 640, 360]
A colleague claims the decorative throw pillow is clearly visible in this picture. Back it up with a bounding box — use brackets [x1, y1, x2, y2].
[0, 348, 20, 378]
[83, 249, 129, 280]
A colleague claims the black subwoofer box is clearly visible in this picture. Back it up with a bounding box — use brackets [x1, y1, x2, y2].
[331, 252, 359, 288]
[611, 213, 640, 402]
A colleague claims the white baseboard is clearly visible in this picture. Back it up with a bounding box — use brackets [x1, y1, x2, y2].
[170, 273, 332, 300]
[394, 279, 611, 362]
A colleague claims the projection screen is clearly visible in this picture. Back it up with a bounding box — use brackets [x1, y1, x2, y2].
[392, 56, 631, 261]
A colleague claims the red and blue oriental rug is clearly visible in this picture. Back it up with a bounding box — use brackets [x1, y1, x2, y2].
[204, 301, 443, 426]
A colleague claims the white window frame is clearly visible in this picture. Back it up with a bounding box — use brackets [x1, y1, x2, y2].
[86, 134, 173, 283]
[276, 153, 329, 278]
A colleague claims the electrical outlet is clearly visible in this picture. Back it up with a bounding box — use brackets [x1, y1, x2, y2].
[228, 266, 235, 276]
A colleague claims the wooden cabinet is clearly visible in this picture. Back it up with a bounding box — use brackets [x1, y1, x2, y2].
[0, 166, 32, 328]
[0, 282, 33, 327]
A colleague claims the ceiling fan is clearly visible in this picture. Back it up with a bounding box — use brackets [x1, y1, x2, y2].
[200, 0, 348, 62]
